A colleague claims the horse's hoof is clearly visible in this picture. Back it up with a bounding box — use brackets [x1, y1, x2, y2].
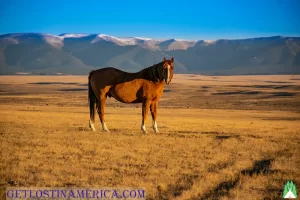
[89, 120, 96, 131]
[142, 131, 148, 134]
[89, 126, 96, 131]
[103, 129, 110, 133]
[153, 127, 159, 133]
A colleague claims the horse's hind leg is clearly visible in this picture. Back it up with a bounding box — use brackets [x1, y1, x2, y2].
[89, 103, 96, 131]
[150, 102, 159, 133]
[141, 100, 151, 133]
[97, 95, 110, 132]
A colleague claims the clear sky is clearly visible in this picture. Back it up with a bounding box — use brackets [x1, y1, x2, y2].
[0, 0, 299, 40]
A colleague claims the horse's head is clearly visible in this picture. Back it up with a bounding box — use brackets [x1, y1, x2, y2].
[163, 57, 174, 85]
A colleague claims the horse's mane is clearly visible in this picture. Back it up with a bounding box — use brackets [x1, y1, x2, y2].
[88, 62, 165, 83]
[145, 62, 165, 82]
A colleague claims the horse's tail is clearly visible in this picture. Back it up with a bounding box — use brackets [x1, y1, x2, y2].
[88, 71, 96, 120]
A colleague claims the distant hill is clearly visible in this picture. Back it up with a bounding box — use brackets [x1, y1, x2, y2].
[0, 33, 299, 75]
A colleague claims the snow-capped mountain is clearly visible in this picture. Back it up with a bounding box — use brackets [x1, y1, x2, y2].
[58, 33, 197, 50]
[0, 33, 209, 50]
[1, 33, 300, 75]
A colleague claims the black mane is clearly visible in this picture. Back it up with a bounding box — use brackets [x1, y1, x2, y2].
[146, 62, 165, 82]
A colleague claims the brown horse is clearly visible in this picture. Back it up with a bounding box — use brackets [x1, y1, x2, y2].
[88, 57, 174, 133]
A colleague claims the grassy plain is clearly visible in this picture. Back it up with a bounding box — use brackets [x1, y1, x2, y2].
[0, 74, 300, 199]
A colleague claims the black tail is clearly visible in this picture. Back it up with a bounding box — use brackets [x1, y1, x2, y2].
[88, 71, 96, 121]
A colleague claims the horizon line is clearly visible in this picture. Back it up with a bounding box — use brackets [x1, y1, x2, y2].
[1, 32, 300, 41]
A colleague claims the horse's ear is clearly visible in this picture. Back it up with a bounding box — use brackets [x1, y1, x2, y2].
[171, 57, 174, 63]
[163, 57, 167, 62]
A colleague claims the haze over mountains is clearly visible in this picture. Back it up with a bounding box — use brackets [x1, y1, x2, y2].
[0, 33, 300, 75]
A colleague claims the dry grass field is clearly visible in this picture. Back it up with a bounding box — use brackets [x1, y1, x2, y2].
[0, 74, 300, 200]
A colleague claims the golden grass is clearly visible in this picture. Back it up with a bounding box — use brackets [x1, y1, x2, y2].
[0, 74, 300, 199]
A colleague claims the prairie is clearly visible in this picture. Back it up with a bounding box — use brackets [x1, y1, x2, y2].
[0, 74, 300, 199]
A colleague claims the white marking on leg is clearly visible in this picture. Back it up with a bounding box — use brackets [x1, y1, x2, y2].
[89, 120, 96, 131]
[141, 121, 148, 133]
[152, 121, 159, 133]
[102, 122, 110, 132]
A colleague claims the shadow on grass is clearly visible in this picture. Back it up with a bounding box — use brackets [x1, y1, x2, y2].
[201, 86, 211, 89]
[148, 173, 199, 200]
[229, 85, 295, 89]
[28, 82, 79, 85]
[259, 117, 300, 121]
[216, 135, 240, 140]
[265, 81, 293, 84]
[58, 88, 88, 92]
[271, 92, 296, 97]
[213, 91, 262, 95]
[192, 159, 276, 200]
[151, 159, 276, 199]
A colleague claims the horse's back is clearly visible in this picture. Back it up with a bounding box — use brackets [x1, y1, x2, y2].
[90, 67, 127, 78]
[90, 67, 123, 76]
[89, 67, 132, 90]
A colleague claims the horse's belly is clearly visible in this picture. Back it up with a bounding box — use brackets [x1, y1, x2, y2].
[110, 83, 142, 103]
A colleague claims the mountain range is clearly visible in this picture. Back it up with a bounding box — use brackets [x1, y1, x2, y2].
[0, 33, 300, 75]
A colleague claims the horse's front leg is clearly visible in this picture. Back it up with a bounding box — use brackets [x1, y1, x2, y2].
[150, 102, 159, 133]
[141, 100, 151, 133]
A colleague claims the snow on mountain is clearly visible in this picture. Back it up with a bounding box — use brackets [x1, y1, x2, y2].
[175, 39, 197, 42]
[91, 35, 162, 49]
[59, 33, 91, 39]
[91, 34, 124, 45]
[91, 34, 154, 45]
[133, 37, 153, 41]
[117, 37, 138, 45]
[0, 33, 216, 50]
[43, 34, 64, 49]
[0, 37, 19, 45]
[203, 40, 217, 44]
[0, 33, 64, 48]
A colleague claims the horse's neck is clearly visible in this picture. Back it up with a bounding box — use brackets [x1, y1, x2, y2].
[123, 63, 164, 83]
[129, 67, 154, 80]
[125, 70, 147, 80]
[145, 64, 163, 82]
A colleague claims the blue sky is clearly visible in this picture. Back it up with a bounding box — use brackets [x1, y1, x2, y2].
[0, 0, 299, 40]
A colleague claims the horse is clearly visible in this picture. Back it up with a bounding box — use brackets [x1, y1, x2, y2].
[88, 57, 174, 133]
